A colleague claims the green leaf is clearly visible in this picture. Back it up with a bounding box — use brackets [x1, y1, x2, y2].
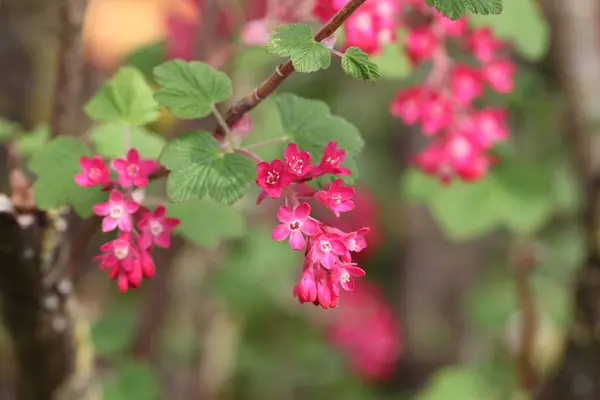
[90, 123, 166, 159]
[153, 59, 232, 119]
[84, 67, 159, 126]
[166, 199, 246, 247]
[417, 367, 491, 400]
[469, 0, 548, 61]
[428, 0, 467, 20]
[266, 24, 331, 73]
[159, 131, 255, 204]
[0, 118, 21, 142]
[465, 0, 503, 15]
[341, 47, 380, 82]
[401, 161, 555, 240]
[426, 0, 503, 20]
[101, 359, 161, 400]
[92, 306, 138, 357]
[274, 93, 364, 156]
[29, 137, 105, 216]
[16, 123, 50, 158]
[123, 41, 165, 80]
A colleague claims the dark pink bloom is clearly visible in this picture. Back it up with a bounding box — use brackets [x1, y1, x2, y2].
[139, 248, 156, 279]
[332, 263, 366, 291]
[451, 65, 483, 105]
[327, 281, 403, 381]
[310, 233, 347, 269]
[316, 179, 355, 217]
[405, 27, 439, 64]
[293, 263, 318, 304]
[111, 148, 159, 188]
[342, 227, 370, 261]
[437, 14, 467, 37]
[272, 203, 320, 250]
[256, 159, 293, 198]
[138, 205, 180, 249]
[420, 92, 453, 135]
[74, 156, 111, 187]
[468, 27, 502, 63]
[470, 108, 509, 148]
[314, 269, 340, 309]
[95, 233, 142, 292]
[390, 87, 422, 125]
[315, 142, 351, 176]
[93, 189, 139, 232]
[284, 143, 311, 177]
[483, 59, 515, 93]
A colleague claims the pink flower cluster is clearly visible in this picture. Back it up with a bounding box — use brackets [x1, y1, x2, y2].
[313, 0, 403, 54]
[256, 142, 370, 309]
[327, 280, 403, 381]
[75, 149, 180, 292]
[390, 10, 515, 183]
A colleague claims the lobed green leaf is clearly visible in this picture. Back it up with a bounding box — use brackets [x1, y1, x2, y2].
[153, 59, 232, 119]
[84, 67, 159, 126]
[341, 47, 380, 82]
[266, 24, 331, 73]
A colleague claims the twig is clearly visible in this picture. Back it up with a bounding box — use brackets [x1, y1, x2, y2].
[213, 0, 369, 137]
[50, 0, 87, 139]
[512, 242, 539, 392]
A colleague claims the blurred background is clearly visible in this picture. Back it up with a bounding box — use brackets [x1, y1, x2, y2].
[0, 0, 598, 399]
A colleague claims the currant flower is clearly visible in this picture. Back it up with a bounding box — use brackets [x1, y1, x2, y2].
[315, 142, 351, 176]
[310, 232, 347, 269]
[93, 189, 140, 232]
[316, 179, 355, 217]
[283, 143, 311, 178]
[332, 262, 366, 291]
[111, 148, 160, 188]
[138, 205, 180, 249]
[75, 155, 111, 187]
[272, 203, 320, 250]
[256, 159, 293, 198]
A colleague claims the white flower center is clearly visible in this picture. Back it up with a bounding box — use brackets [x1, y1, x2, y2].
[110, 205, 124, 219]
[149, 219, 163, 236]
[114, 245, 129, 260]
[288, 220, 302, 231]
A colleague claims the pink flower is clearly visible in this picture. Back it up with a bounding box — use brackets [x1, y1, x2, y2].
[316, 179, 355, 217]
[256, 159, 293, 198]
[272, 203, 320, 250]
[315, 142, 352, 176]
[390, 87, 422, 125]
[437, 14, 467, 37]
[240, 19, 271, 46]
[310, 233, 347, 269]
[342, 227, 370, 261]
[139, 248, 156, 279]
[420, 92, 453, 135]
[138, 205, 180, 249]
[74, 156, 111, 187]
[293, 264, 318, 304]
[483, 59, 515, 93]
[314, 269, 340, 309]
[283, 143, 311, 177]
[405, 27, 439, 64]
[451, 65, 483, 105]
[93, 189, 139, 232]
[468, 27, 502, 63]
[470, 108, 509, 148]
[332, 263, 366, 291]
[111, 148, 159, 188]
[95, 233, 141, 292]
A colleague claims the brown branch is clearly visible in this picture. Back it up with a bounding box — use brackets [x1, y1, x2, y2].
[50, 0, 87, 139]
[213, 0, 369, 137]
[512, 243, 539, 392]
[535, 0, 600, 398]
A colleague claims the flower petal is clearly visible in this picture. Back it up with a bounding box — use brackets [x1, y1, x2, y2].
[93, 202, 111, 216]
[272, 224, 290, 241]
[277, 206, 294, 223]
[102, 217, 118, 232]
[300, 219, 321, 236]
[294, 202, 311, 219]
[118, 215, 133, 232]
[108, 189, 123, 203]
[289, 231, 306, 250]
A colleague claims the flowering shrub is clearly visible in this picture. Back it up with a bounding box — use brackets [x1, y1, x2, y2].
[19, 0, 516, 301]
